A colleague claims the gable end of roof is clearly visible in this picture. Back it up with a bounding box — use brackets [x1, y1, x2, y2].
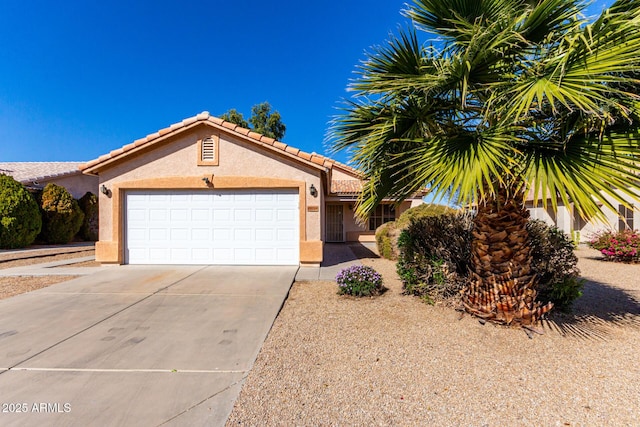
[81, 112, 342, 175]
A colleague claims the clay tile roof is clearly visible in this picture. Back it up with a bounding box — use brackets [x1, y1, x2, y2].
[331, 180, 363, 194]
[247, 131, 263, 140]
[207, 116, 224, 125]
[80, 111, 346, 174]
[285, 146, 300, 155]
[0, 162, 85, 182]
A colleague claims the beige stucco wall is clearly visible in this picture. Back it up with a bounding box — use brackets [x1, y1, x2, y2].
[39, 174, 99, 199]
[526, 187, 640, 242]
[93, 124, 324, 264]
[328, 200, 413, 242]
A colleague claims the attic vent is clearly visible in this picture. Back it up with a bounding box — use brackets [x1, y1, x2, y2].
[202, 137, 216, 161]
[198, 135, 219, 166]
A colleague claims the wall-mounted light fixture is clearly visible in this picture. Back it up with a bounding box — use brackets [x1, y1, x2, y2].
[202, 176, 211, 185]
[101, 185, 109, 195]
[309, 183, 318, 197]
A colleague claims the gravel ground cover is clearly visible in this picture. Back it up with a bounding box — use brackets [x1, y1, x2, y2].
[0, 250, 95, 270]
[227, 246, 640, 426]
[0, 250, 94, 299]
[0, 276, 79, 300]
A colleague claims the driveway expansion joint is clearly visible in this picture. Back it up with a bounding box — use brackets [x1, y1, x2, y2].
[10, 367, 247, 374]
[0, 265, 209, 376]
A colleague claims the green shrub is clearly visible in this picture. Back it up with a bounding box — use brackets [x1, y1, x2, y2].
[397, 211, 473, 302]
[375, 204, 454, 260]
[527, 220, 584, 311]
[588, 229, 640, 262]
[336, 265, 384, 297]
[396, 215, 584, 310]
[0, 174, 42, 248]
[395, 203, 454, 229]
[375, 221, 397, 260]
[78, 192, 99, 241]
[39, 184, 84, 244]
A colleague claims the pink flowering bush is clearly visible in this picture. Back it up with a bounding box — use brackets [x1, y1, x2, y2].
[336, 265, 384, 297]
[588, 230, 640, 262]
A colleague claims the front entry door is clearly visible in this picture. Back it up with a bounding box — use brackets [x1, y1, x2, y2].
[326, 205, 344, 242]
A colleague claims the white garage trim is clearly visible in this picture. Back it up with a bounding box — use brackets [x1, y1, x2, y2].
[125, 189, 299, 265]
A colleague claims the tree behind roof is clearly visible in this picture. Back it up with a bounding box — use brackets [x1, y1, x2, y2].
[220, 102, 286, 140]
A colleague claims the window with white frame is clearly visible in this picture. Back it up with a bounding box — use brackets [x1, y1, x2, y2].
[369, 204, 395, 231]
[618, 204, 634, 231]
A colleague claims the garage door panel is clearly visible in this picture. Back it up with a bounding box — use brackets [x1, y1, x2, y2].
[149, 194, 169, 202]
[149, 229, 167, 241]
[277, 209, 296, 221]
[234, 209, 251, 221]
[234, 229, 252, 241]
[191, 229, 210, 240]
[191, 209, 209, 221]
[214, 209, 231, 221]
[255, 229, 273, 241]
[125, 190, 299, 265]
[255, 209, 273, 221]
[277, 229, 295, 241]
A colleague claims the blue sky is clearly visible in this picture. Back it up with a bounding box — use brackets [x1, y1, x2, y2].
[0, 0, 614, 164]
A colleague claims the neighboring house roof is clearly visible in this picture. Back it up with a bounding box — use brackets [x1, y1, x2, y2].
[80, 111, 362, 180]
[0, 162, 84, 183]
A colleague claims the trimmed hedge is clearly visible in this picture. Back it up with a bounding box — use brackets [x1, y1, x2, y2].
[78, 192, 99, 241]
[38, 183, 84, 244]
[0, 174, 42, 248]
[375, 204, 454, 260]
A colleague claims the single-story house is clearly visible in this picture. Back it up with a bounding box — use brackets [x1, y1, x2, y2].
[0, 162, 98, 199]
[526, 188, 639, 241]
[80, 112, 424, 266]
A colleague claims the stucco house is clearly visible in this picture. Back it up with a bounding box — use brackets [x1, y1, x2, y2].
[526, 188, 639, 241]
[80, 112, 424, 266]
[0, 162, 99, 199]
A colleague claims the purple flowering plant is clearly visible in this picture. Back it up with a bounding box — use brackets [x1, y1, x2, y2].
[588, 229, 640, 262]
[336, 265, 384, 297]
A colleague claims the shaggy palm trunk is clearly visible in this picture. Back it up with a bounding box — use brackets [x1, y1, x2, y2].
[462, 185, 553, 326]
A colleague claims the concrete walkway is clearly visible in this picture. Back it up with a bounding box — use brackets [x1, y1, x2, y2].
[0, 256, 108, 276]
[295, 242, 378, 282]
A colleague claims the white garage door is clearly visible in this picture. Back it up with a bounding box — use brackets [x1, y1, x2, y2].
[125, 189, 299, 265]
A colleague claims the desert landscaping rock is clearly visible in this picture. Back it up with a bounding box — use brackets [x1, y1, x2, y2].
[0, 276, 79, 300]
[0, 250, 95, 270]
[227, 247, 640, 426]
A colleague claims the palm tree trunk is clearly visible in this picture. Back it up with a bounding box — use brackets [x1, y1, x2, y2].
[462, 184, 553, 326]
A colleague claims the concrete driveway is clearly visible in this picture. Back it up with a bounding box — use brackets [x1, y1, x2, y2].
[0, 265, 296, 426]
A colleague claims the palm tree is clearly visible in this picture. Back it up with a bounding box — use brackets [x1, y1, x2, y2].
[331, 0, 640, 325]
